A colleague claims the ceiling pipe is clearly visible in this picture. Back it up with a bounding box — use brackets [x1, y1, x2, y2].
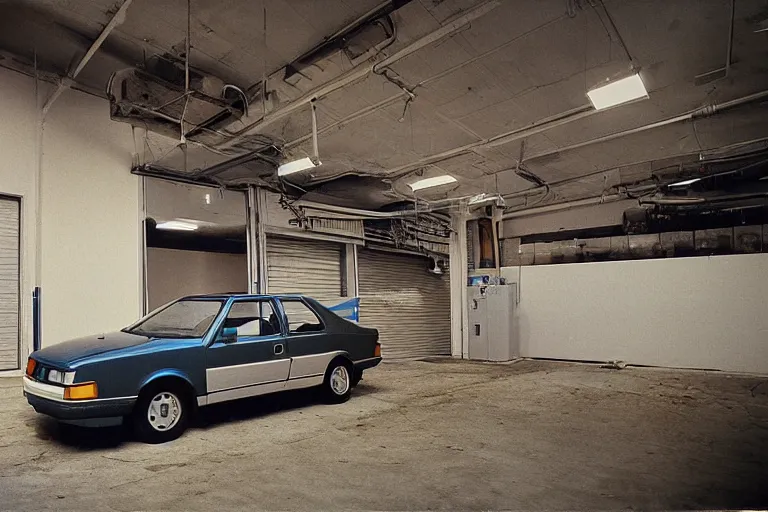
[296, 200, 430, 219]
[502, 194, 626, 219]
[284, 13, 567, 152]
[523, 89, 768, 162]
[42, 0, 133, 116]
[216, 0, 501, 149]
[384, 105, 596, 178]
[387, 89, 768, 179]
[639, 192, 768, 206]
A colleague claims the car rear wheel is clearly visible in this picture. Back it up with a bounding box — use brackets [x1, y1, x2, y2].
[323, 359, 353, 404]
[133, 384, 189, 443]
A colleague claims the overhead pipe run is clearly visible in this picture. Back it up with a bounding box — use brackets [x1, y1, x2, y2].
[502, 194, 626, 219]
[383, 105, 597, 178]
[387, 89, 768, 181]
[296, 200, 432, 220]
[216, 0, 501, 150]
[522, 89, 768, 162]
[284, 13, 569, 153]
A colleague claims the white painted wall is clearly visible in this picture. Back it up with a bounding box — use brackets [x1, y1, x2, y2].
[147, 248, 247, 310]
[40, 89, 142, 343]
[502, 254, 768, 374]
[0, 68, 40, 361]
[0, 67, 142, 353]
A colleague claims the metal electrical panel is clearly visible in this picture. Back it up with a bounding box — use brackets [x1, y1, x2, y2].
[467, 285, 517, 361]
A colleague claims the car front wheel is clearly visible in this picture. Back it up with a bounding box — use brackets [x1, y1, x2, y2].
[133, 385, 189, 443]
[323, 359, 353, 403]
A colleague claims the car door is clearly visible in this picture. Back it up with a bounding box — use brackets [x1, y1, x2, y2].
[278, 298, 339, 386]
[205, 299, 290, 403]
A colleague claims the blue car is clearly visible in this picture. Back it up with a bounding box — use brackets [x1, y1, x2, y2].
[23, 294, 381, 443]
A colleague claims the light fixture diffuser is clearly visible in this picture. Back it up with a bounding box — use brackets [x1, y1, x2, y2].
[409, 175, 457, 191]
[278, 157, 320, 176]
[668, 177, 701, 187]
[587, 74, 648, 110]
[156, 220, 198, 231]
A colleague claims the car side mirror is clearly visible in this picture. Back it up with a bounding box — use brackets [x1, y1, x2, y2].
[219, 327, 238, 343]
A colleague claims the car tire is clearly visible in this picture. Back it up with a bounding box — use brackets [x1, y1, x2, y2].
[132, 383, 190, 444]
[351, 369, 363, 387]
[323, 359, 353, 404]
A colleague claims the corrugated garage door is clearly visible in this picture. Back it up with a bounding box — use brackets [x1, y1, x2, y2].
[266, 236, 342, 304]
[0, 197, 20, 370]
[358, 249, 450, 359]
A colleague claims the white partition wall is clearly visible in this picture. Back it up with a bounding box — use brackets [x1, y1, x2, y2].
[502, 254, 768, 374]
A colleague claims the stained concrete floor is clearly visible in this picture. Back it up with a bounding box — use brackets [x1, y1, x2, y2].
[0, 359, 767, 510]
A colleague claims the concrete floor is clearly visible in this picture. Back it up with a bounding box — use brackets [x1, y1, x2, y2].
[0, 359, 767, 510]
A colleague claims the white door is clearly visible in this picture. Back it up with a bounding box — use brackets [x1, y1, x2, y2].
[0, 197, 20, 370]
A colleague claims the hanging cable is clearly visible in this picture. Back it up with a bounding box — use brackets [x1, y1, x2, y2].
[597, 0, 636, 67]
[223, 84, 249, 118]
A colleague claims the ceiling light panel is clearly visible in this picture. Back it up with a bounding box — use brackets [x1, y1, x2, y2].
[156, 220, 198, 231]
[278, 157, 320, 176]
[409, 175, 458, 191]
[587, 74, 648, 110]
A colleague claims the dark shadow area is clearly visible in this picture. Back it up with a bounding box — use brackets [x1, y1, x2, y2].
[31, 384, 382, 450]
[34, 416, 129, 451]
[664, 426, 768, 510]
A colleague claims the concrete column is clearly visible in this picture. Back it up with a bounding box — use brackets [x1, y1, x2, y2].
[248, 187, 269, 293]
[342, 243, 358, 297]
[449, 211, 469, 358]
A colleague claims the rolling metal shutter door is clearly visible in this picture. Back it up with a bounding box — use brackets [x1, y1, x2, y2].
[358, 249, 450, 359]
[0, 198, 20, 370]
[266, 236, 342, 304]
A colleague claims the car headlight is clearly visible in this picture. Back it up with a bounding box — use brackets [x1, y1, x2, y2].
[47, 370, 76, 385]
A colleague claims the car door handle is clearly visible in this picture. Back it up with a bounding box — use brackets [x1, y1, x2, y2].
[274, 343, 284, 355]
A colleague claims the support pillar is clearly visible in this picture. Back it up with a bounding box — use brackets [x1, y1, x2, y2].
[449, 211, 468, 358]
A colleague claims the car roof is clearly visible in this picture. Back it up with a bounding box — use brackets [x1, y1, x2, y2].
[179, 293, 308, 301]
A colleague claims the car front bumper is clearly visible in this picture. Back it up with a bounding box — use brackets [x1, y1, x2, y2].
[23, 376, 135, 426]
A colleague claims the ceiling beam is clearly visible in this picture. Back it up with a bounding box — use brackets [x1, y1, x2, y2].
[42, 0, 133, 116]
[0, 50, 103, 98]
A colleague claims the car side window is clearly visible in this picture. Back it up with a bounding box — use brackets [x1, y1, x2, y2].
[224, 301, 279, 337]
[281, 300, 324, 334]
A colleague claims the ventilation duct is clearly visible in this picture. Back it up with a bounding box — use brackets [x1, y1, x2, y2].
[107, 54, 246, 145]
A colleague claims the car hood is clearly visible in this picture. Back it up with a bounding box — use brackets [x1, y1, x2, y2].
[32, 331, 150, 368]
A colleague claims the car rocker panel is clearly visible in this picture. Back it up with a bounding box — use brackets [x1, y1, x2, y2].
[23, 294, 382, 442]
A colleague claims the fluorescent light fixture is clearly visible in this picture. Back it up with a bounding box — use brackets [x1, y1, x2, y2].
[587, 74, 648, 110]
[668, 177, 701, 187]
[409, 175, 457, 191]
[156, 220, 198, 231]
[468, 193, 505, 207]
[278, 157, 320, 176]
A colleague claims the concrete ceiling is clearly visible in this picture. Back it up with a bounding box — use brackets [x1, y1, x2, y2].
[2, 0, 768, 211]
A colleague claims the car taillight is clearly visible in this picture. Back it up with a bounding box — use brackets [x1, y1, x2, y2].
[25, 358, 36, 377]
[374, 343, 381, 357]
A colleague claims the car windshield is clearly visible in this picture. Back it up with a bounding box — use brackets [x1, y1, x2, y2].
[123, 299, 224, 338]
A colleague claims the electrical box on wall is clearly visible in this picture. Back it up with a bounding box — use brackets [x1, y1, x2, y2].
[467, 285, 518, 361]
